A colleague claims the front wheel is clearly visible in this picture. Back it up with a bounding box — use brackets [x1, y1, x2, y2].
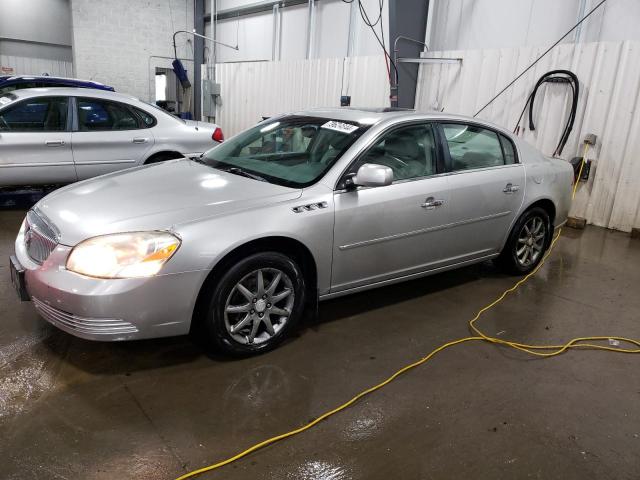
[495, 207, 551, 275]
[203, 252, 306, 356]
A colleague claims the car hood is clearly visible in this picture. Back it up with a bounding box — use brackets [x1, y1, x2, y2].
[36, 159, 302, 246]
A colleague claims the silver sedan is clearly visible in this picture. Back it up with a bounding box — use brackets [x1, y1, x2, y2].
[10, 108, 574, 355]
[0, 87, 223, 186]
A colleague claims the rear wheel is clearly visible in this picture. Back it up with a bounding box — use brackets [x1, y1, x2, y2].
[495, 207, 551, 275]
[203, 252, 306, 355]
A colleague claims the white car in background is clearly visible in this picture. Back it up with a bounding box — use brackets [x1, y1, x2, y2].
[0, 87, 224, 186]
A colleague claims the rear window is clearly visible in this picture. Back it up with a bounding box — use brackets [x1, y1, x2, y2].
[442, 123, 506, 171]
[77, 98, 141, 131]
[133, 107, 157, 127]
[499, 134, 518, 164]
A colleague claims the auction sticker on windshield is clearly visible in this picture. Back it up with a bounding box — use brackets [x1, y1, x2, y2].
[321, 120, 358, 134]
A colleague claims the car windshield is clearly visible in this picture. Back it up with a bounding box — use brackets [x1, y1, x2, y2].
[0, 84, 18, 95]
[200, 115, 368, 188]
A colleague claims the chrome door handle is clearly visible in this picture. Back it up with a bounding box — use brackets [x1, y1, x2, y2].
[132, 137, 148, 144]
[421, 197, 445, 209]
[45, 140, 65, 147]
[503, 183, 520, 194]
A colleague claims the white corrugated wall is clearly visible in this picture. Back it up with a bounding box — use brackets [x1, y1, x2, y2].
[213, 43, 638, 232]
[215, 55, 389, 137]
[0, 55, 73, 77]
[415, 41, 640, 232]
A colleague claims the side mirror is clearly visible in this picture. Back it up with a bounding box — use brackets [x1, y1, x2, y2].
[352, 163, 393, 187]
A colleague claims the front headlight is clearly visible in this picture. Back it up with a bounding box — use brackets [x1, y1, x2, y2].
[66, 231, 181, 279]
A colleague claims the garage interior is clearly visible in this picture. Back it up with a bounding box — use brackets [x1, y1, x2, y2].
[1, 0, 640, 479]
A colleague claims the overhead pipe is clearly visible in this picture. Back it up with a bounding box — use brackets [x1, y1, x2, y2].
[306, 0, 316, 59]
[390, 35, 429, 106]
[272, 4, 281, 61]
[346, 0, 359, 57]
[210, 0, 216, 77]
[172, 29, 238, 60]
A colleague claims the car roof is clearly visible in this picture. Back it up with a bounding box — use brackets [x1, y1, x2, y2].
[2, 87, 139, 103]
[290, 107, 514, 136]
[0, 75, 112, 89]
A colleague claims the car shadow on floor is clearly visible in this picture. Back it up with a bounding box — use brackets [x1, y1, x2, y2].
[313, 260, 508, 328]
[36, 259, 511, 376]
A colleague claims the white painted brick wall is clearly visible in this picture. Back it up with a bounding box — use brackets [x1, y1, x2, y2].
[71, 0, 194, 102]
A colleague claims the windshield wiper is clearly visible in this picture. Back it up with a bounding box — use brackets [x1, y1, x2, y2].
[224, 167, 267, 182]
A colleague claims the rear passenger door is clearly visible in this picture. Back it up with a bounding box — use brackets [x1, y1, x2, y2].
[438, 122, 525, 263]
[71, 97, 154, 179]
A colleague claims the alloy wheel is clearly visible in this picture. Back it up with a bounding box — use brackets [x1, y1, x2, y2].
[223, 268, 295, 345]
[515, 216, 546, 267]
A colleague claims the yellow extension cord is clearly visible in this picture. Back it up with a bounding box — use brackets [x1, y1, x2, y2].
[176, 144, 640, 480]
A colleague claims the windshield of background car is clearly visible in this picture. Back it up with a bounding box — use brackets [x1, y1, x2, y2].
[0, 84, 20, 95]
[201, 116, 369, 188]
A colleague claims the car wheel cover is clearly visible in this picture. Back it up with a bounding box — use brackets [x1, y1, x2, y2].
[515, 216, 546, 267]
[223, 268, 295, 345]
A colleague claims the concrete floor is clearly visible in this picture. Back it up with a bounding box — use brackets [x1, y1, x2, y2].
[1, 208, 639, 480]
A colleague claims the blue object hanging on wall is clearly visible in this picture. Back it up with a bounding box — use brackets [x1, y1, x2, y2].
[172, 59, 191, 89]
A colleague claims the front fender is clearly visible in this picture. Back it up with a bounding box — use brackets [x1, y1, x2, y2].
[169, 184, 335, 295]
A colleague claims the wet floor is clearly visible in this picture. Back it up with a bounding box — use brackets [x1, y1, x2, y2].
[1, 208, 639, 479]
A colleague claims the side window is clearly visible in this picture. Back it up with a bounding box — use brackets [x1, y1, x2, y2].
[0, 96, 68, 132]
[77, 99, 140, 131]
[346, 123, 437, 183]
[45, 82, 71, 88]
[133, 107, 157, 128]
[442, 123, 505, 171]
[499, 134, 517, 164]
[12, 81, 38, 92]
[0, 84, 18, 95]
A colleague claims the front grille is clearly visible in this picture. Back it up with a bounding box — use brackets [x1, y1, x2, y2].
[25, 209, 58, 264]
[32, 297, 139, 335]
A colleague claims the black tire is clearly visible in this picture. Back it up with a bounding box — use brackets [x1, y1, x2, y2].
[495, 207, 552, 275]
[203, 252, 306, 356]
[144, 152, 184, 164]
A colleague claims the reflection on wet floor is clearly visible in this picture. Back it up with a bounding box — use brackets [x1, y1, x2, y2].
[294, 460, 352, 480]
[1, 208, 640, 479]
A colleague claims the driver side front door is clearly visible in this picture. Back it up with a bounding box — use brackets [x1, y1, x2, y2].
[331, 122, 451, 293]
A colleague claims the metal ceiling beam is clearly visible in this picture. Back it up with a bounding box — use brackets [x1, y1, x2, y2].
[194, 0, 205, 119]
[397, 57, 462, 64]
[389, 0, 431, 108]
[204, 0, 310, 22]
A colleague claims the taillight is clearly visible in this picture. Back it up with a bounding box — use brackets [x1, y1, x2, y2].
[212, 127, 224, 143]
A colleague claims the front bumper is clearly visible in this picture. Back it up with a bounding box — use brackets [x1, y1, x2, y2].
[14, 231, 208, 341]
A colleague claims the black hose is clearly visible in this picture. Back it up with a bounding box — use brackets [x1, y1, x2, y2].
[514, 69, 579, 157]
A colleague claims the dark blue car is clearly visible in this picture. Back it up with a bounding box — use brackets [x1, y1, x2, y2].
[0, 75, 115, 95]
